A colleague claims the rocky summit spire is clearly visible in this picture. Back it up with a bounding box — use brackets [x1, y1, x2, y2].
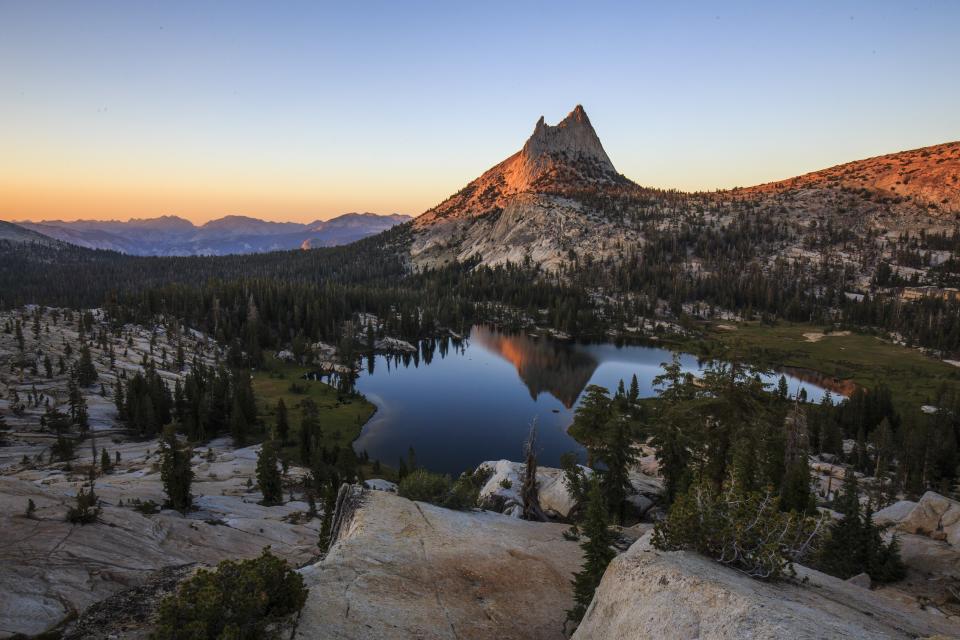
[510, 105, 617, 190]
[520, 105, 615, 173]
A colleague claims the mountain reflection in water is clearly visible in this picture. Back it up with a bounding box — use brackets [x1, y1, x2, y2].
[470, 325, 598, 408]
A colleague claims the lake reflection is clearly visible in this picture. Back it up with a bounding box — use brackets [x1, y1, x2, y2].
[352, 326, 832, 475]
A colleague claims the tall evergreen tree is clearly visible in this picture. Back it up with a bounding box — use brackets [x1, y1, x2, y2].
[595, 412, 637, 523]
[567, 478, 615, 625]
[77, 343, 98, 387]
[780, 406, 816, 514]
[318, 482, 338, 553]
[275, 398, 290, 444]
[257, 439, 283, 506]
[230, 397, 249, 446]
[572, 385, 612, 446]
[160, 427, 193, 513]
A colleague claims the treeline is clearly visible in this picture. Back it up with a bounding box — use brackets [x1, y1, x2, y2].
[2, 185, 958, 357]
[563, 362, 910, 621]
[0, 232, 599, 364]
[114, 358, 258, 444]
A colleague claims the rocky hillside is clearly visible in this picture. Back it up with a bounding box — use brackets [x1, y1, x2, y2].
[407, 106, 958, 301]
[743, 141, 960, 216]
[0, 220, 62, 247]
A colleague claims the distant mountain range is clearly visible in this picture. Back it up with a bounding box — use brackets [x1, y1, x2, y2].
[13, 213, 411, 256]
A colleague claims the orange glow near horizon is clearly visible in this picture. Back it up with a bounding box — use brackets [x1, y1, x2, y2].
[0, 177, 425, 225]
[0, 171, 436, 224]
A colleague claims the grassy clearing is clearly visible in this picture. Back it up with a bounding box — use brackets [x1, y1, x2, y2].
[681, 321, 960, 414]
[252, 355, 375, 466]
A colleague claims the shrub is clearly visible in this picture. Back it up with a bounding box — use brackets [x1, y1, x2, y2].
[398, 466, 490, 510]
[652, 478, 826, 580]
[152, 549, 308, 640]
[445, 466, 492, 510]
[67, 484, 101, 524]
[132, 498, 161, 515]
[398, 469, 452, 504]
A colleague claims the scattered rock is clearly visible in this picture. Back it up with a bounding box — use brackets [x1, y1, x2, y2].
[373, 337, 417, 353]
[846, 572, 872, 589]
[363, 478, 398, 492]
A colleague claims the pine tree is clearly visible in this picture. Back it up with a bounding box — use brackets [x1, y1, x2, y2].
[777, 375, 789, 399]
[257, 440, 283, 506]
[871, 417, 896, 506]
[100, 447, 112, 474]
[780, 406, 816, 514]
[230, 397, 248, 446]
[596, 412, 637, 523]
[573, 385, 612, 446]
[77, 344, 98, 387]
[276, 398, 290, 444]
[628, 374, 640, 403]
[567, 477, 615, 625]
[318, 482, 338, 553]
[160, 428, 193, 513]
[818, 469, 864, 579]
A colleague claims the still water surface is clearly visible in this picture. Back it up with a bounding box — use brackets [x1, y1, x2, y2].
[352, 325, 832, 475]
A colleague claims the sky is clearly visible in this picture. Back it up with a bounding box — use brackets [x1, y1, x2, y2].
[1, 1, 958, 224]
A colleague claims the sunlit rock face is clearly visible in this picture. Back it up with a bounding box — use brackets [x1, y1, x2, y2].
[410, 105, 637, 271]
[471, 325, 598, 407]
[414, 105, 620, 229]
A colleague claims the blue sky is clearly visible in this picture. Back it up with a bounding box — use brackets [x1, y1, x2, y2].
[1, 1, 958, 222]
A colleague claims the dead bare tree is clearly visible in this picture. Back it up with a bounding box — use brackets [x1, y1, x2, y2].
[521, 419, 547, 521]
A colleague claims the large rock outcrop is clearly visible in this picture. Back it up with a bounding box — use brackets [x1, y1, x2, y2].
[475, 460, 661, 521]
[476, 459, 585, 519]
[572, 533, 959, 639]
[294, 489, 582, 640]
[898, 491, 960, 545]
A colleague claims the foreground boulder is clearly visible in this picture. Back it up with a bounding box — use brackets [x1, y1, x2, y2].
[295, 488, 581, 639]
[572, 533, 959, 639]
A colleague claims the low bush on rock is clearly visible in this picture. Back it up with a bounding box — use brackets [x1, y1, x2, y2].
[151, 549, 307, 640]
[398, 466, 491, 510]
[67, 483, 101, 524]
[652, 478, 825, 580]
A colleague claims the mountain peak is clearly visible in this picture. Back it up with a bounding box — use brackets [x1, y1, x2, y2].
[512, 105, 616, 191]
[414, 105, 624, 228]
[521, 105, 612, 170]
